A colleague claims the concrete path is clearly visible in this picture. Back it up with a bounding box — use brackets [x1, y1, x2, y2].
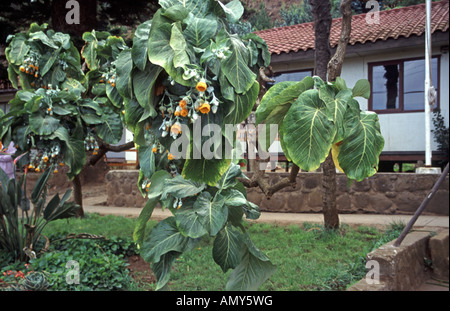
[83, 205, 449, 229]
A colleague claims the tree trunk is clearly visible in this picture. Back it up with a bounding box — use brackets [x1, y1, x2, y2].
[311, 0, 338, 229]
[72, 174, 84, 218]
[310, 0, 332, 80]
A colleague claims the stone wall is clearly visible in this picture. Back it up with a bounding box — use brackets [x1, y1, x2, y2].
[105, 170, 449, 215]
[246, 172, 449, 216]
[349, 229, 449, 291]
[106, 170, 147, 208]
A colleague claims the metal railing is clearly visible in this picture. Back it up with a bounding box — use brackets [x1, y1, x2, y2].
[394, 162, 449, 247]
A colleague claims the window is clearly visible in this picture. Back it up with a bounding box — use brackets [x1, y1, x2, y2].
[369, 57, 439, 113]
[267, 69, 313, 89]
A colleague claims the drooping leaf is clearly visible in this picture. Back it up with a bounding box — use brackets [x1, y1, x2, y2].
[220, 35, 257, 94]
[29, 112, 60, 136]
[141, 216, 193, 263]
[226, 235, 276, 291]
[182, 157, 231, 187]
[132, 63, 162, 115]
[224, 81, 259, 126]
[213, 224, 244, 273]
[152, 251, 179, 291]
[7, 34, 29, 66]
[218, 0, 245, 23]
[96, 109, 123, 144]
[319, 86, 352, 142]
[175, 204, 208, 238]
[115, 48, 133, 99]
[170, 22, 190, 69]
[138, 146, 156, 179]
[81, 31, 98, 71]
[162, 175, 206, 199]
[134, 170, 171, 247]
[216, 162, 245, 190]
[132, 21, 152, 71]
[158, 0, 211, 18]
[352, 79, 371, 99]
[184, 16, 218, 49]
[338, 110, 385, 182]
[255, 76, 314, 125]
[282, 89, 336, 172]
[193, 191, 228, 237]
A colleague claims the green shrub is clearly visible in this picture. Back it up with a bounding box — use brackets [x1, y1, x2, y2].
[1, 233, 136, 291]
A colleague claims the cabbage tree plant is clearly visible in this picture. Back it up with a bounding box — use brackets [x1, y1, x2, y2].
[117, 0, 275, 290]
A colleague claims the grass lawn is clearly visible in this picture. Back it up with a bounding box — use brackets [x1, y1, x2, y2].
[40, 213, 403, 291]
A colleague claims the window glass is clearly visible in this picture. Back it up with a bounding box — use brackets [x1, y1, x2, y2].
[267, 70, 312, 89]
[372, 64, 400, 110]
[403, 58, 439, 111]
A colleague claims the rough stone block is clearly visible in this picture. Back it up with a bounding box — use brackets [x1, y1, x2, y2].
[429, 229, 449, 278]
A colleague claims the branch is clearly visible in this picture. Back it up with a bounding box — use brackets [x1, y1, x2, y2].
[327, 0, 352, 82]
[87, 140, 135, 167]
[239, 161, 300, 199]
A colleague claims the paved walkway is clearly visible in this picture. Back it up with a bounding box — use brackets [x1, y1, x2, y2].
[83, 205, 449, 229]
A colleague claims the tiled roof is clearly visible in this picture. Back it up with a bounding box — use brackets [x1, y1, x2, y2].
[256, 0, 449, 55]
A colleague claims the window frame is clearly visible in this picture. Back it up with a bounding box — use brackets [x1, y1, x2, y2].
[368, 56, 441, 114]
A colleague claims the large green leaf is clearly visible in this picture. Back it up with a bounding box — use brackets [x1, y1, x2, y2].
[282, 89, 336, 172]
[138, 146, 156, 179]
[158, 0, 211, 18]
[226, 235, 276, 291]
[218, 0, 244, 23]
[96, 110, 123, 144]
[221, 35, 257, 94]
[81, 32, 98, 71]
[319, 86, 352, 142]
[29, 112, 60, 136]
[132, 20, 152, 71]
[255, 76, 314, 125]
[132, 63, 162, 114]
[162, 175, 206, 199]
[7, 34, 29, 66]
[216, 163, 245, 190]
[352, 79, 371, 99]
[338, 109, 385, 182]
[152, 251, 179, 291]
[224, 81, 259, 126]
[50, 125, 86, 180]
[184, 16, 218, 49]
[141, 216, 193, 263]
[213, 224, 244, 273]
[182, 157, 231, 186]
[193, 191, 228, 236]
[175, 205, 208, 239]
[148, 19, 173, 71]
[170, 22, 190, 69]
[133, 170, 171, 247]
[115, 48, 133, 99]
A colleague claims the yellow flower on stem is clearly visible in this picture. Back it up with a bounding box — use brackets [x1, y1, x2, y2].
[196, 81, 207, 93]
[180, 108, 189, 117]
[198, 102, 211, 114]
[179, 99, 188, 108]
[168, 153, 175, 161]
[171, 122, 182, 136]
[152, 147, 158, 153]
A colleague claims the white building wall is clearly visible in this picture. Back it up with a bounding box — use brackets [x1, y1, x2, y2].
[271, 45, 449, 154]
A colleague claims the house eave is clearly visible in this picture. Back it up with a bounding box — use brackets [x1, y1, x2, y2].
[270, 30, 450, 64]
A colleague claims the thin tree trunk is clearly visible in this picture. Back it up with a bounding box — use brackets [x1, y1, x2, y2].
[72, 174, 84, 218]
[311, 0, 337, 229]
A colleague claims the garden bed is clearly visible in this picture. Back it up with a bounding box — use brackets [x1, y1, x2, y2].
[1, 213, 405, 291]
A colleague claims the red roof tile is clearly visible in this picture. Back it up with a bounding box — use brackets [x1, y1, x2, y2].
[256, 0, 449, 55]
